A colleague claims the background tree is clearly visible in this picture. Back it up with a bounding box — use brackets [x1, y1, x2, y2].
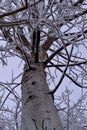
[0, 0, 87, 130]
[56, 87, 87, 130]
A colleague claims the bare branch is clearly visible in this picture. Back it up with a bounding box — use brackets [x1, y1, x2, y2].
[45, 43, 71, 65]
[64, 9, 87, 21]
[50, 45, 74, 94]
[53, 64, 87, 89]
[73, 0, 84, 6]
[0, 83, 21, 110]
[41, 36, 57, 51]
[0, 0, 28, 19]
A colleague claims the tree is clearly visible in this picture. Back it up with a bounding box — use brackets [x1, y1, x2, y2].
[56, 87, 87, 130]
[0, 0, 87, 130]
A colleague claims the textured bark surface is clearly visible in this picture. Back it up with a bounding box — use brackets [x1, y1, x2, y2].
[21, 63, 64, 130]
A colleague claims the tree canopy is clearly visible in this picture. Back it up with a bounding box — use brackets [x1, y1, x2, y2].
[0, 0, 87, 90]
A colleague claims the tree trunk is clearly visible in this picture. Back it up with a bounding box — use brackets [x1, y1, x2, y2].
[21, 63, 64, 130]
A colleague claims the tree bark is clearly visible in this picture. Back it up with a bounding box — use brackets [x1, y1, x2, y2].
[21, 63, 64, 130]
